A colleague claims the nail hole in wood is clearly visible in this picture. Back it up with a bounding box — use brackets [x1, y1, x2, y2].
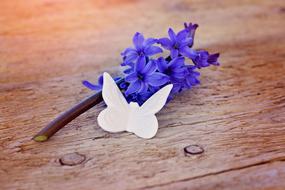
[184, 145, 204, 156]
[59, 152, 86, 166]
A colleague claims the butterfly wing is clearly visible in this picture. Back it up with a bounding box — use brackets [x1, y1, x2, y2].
[139, 84, 173, 115]
[97, 72, 129, 132]
[127, 114, 158, 139]
[98, 108, 129, 132]
[101, 72, 129, 109]
[128, 84, 173, 139]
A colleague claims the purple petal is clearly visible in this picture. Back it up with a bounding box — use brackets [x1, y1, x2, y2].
[121, 61, 127, 66]
[158, 38, 173, 50]
[184, 23, 198, 42]
[208, 53, 220, 66]
[171, 82, 184, 94]
[144, 46, 163, 56]
[148, 86, 160, 93]
[123, 52, 138, 64]
[143, 38, 157, 47]
[141, 60, 157, 75]
[123, 68, 133, 74]
[170, 49, 179, 58]
[135, 56, 146, 72]
[133, 32, 145, 50]
[98, 75, 104, 86]
[193, 50, 209, 68]
[137, 91, 152, 104]
[168, 28, 176, 42]
[187, 65, 197, 70]
[156, 57, 168, 72]
[180, 37, 193, 47]
[145, 73, 169, 86]
[172, 67, 186, 73]
[193, 71, 201, 77]
[125, 72, 138, 82]
[114, 76, 121, 81]
[180, 46, 197, 59]
[172, 70, 186, 79]
[138, 82, 148, 93]
[185, 78, 193, 88]
[121, 47, 137, 56]
[186, 76, 200, 87]
[82, 80, 102, 91]
[171, 65, 186, 73]
[125, 80, 142, 96]
[177, 29, 188, 41]
[169, 57, 185, 69]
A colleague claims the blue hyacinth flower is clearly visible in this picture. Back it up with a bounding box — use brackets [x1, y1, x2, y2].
[158, 28, 197, 59]
[83, 22, 220, 105]
[193, 50, 220, 68]
[124, 58, 169, 96]
[184, 22, 198, 47]
[121, 32, 163, 66]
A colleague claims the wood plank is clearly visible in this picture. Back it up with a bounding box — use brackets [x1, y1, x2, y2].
[146, 161, 285, 190]
[1, 0, 285, 189]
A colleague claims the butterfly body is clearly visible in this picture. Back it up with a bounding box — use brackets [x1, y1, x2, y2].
[98, 73, 172, 139]
[125, 102, 140, 133]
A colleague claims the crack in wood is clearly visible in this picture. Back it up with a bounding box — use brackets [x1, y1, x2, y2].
[141, 156, 285, 189]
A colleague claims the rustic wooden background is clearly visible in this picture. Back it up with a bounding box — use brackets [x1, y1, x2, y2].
[1, 0, 285, 189]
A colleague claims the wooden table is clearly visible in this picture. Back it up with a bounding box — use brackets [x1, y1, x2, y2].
[1, 0, 285, 189]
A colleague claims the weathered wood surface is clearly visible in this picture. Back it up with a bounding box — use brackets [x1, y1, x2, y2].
[1, 0, 285, 189]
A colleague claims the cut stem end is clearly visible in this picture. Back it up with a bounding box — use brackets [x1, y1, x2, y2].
[33, 135, 48, 142]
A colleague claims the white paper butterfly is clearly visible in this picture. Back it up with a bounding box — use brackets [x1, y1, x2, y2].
[98, 72, 173, 139]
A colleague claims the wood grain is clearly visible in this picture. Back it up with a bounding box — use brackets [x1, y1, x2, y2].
[1, 0, 285, 190]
